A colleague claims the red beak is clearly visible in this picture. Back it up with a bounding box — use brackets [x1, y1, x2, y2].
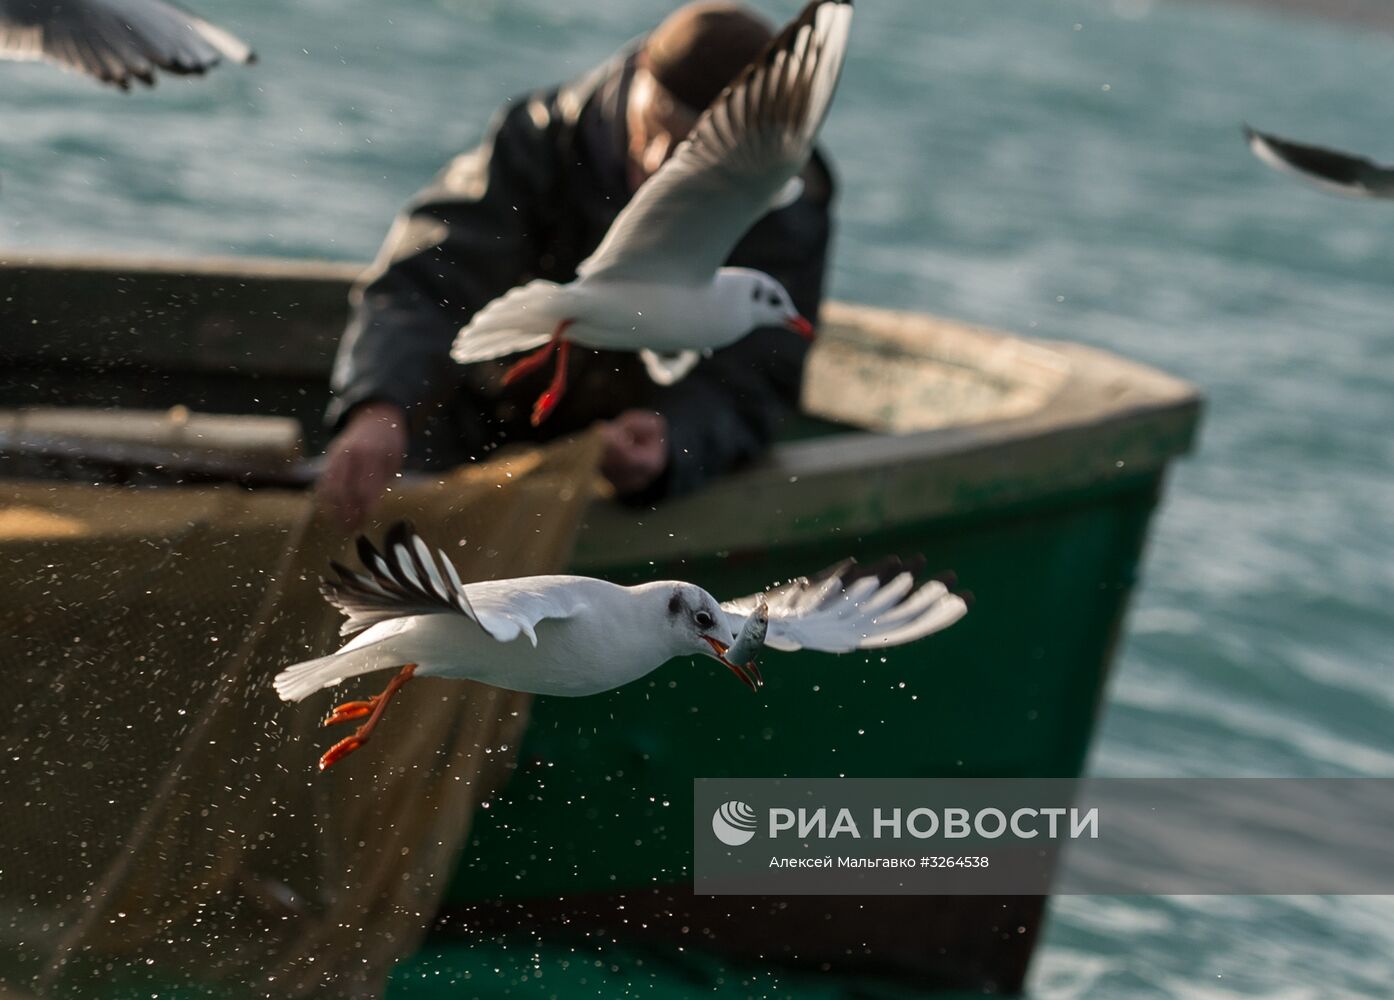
[704, 635, 764, 692]
[785, 315, 815, 340]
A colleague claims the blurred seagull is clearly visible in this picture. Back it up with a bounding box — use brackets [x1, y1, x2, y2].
[1245, 125, 1394, 199]
[274, 521, 968, 771]
[449, 0, 854, 426]
[0, 0, 255, 90]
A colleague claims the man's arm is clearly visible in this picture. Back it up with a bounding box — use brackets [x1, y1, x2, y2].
[328, 98, 560, 430]
[643, 154, 835, 500]
[319, 97, 560, 528]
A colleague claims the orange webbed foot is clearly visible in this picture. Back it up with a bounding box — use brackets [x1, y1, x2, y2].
[322, 699, 377, 727]
[319, 734, 369, 771]
[312, 663, 417, 773]
[531, 387, 564, 426]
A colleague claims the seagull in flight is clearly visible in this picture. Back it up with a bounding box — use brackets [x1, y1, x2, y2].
[0, 0, 255, 90]
[1245, 125, 1394, 199]
[449, 0, 853, 426]
[274, 521, 969, 771]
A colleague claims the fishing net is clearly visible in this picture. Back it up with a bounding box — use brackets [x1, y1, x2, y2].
[0, 430, 605, 999]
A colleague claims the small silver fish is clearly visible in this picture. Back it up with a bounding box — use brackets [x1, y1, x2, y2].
[726, 597, 769, 667]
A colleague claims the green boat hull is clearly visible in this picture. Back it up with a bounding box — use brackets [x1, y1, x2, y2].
[449, 457, 1171, 992]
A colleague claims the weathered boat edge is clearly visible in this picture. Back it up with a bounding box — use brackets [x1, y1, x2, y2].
[1, 252, 1203, 574]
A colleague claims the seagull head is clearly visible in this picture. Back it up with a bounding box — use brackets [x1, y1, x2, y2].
[719, 268, 815, 343]
[663, 583, 764, 692]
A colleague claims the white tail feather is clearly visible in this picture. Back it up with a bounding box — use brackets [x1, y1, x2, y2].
[450, 279, 563, 364]
[273, 637, 402, 703]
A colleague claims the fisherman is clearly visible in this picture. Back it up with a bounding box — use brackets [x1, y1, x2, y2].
[317, 1, 836, 529]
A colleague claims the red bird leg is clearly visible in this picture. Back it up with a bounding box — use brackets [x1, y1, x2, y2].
[318, 663, 418, 772]
[530, 338, 571, 426]
[502, 342, 556, 386]
[502, 319, 574, 387]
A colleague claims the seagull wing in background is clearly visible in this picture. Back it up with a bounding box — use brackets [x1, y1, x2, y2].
[0, 0, 255, 89]
[575, 0, 853, 284]
[1244, 125, 1394, 199]
[721, 556, 970, 654]
[273, 521, 968, 772]
[449, 0, 853, 425]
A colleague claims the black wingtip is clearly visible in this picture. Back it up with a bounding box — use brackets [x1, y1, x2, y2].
[356, 520, 417, 567]
[386, 520, 419, 546]
[713, 0, 852, 126]
[355, 533, 382, 571]
[325, 520, 469, 633]
[837, 554, 930, 589]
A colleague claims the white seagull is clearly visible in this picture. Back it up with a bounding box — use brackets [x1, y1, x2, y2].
[448, 0, 853, 426]
[0, 0, 255, 90]
[1245, 125, 1394, 199]
[274, 521, 969, 771]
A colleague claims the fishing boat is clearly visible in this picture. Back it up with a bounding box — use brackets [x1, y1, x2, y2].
[0, 253, 1201, 997]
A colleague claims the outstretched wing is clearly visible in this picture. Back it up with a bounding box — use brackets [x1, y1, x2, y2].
[322, 521, 480, 637]
[721, 556, 969, 654]
[323, 521, 591, 645]
[576, 0, 853, 285]
[0, 0, 255, 90]
[454, 576, 594, 646]
[1245, 125, 1394, 199]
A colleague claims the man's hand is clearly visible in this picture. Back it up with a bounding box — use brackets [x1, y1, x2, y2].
[316, 401, 408, 531]
[598, 409, 669, 497]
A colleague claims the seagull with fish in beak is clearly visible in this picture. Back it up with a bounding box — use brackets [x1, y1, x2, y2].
[274, 521, 969, 771]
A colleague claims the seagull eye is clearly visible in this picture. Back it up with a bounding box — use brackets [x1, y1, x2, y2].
[767, 293, 780, 306]
[694, 610, 715, 630]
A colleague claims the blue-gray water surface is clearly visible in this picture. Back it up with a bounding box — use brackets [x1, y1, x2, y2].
[5, 0, 1394, 996]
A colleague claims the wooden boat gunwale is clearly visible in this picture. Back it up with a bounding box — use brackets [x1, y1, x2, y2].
[0, 253, 1202, 571]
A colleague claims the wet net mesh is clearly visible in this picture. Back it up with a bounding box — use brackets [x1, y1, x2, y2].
[0, 432, 604, 999]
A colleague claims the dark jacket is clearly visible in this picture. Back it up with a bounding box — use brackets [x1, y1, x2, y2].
[328, 49, 835, 500]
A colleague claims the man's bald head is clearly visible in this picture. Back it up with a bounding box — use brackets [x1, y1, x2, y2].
[626, 3, 776, 192]
[642, 2, 775, 112]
